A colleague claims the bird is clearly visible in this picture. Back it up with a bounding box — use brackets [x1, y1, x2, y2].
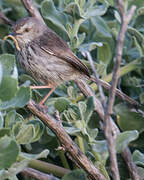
[8, 17, 91, 105]
[4, 17, 139, 107]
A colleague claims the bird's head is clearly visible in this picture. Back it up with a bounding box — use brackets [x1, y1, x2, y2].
[11, 17, 46, 44]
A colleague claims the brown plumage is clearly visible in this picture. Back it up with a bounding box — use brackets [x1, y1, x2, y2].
[11, 17, 90, 104]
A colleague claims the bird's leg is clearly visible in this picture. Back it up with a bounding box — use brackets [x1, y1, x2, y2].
[30, 84, 55, 105]
[39, 87, 55, 105]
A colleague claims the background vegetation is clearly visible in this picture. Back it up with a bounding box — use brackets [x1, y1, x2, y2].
[0, 0, 144, 179]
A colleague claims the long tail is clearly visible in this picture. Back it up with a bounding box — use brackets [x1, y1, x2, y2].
[89, 76, 139, 107]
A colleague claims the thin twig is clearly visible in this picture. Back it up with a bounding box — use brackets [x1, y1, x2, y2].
[76, 80, 140, 180]
[0, 9, 14, 25]
[21, 167, 58, 180]
[27, 100, 106, 180]
[104, 0, 136, 179]
[85, 51, 106, 107]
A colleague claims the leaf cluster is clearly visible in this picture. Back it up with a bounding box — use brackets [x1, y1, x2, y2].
[0, 0, 144, 179]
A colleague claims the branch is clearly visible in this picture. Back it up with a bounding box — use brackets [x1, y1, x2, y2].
[0, 9, 14, 25]
[21, 167, 58, 180]
[27, 100, 106, 180]
[21, 0, 45, 23]
[103, 0, 136, 179]
[76, 80, 140, 180]
[28, 159, 71, 177]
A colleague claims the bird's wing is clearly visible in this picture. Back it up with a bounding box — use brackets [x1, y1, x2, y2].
[39, 29, 90, 77]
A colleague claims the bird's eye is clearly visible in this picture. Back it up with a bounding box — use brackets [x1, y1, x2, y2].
[24, 27, 31, 32]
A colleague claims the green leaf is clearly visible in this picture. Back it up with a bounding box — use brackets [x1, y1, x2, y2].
[116, 130, 139, 153]
[0, 54, 18, 101]
[86, 127, 98, 142]
[85, 1, 108, 18]
[106, 0, 114, 6]
[0, 54, 16, 76]
[54, 97, 71, 112]
[133, 150, 144, 166]
[5, 110, 23, 128]
[0, 112, 4, 128]
[0, 128, 11, 138]
[62, 169, 86, 180]
[97, 42, 112, 65]
[0, 136, 19, 169]
[139, 92, 144, 104]
[91, 16, 112, 38]
[0, 160, 29, 180]
[85, 97, 94, 123]
[16, 124, 35, 144]
[68, 104, 81, 121]
[115, 103, 144, 132]
[21, 149, 49, 160]
[0, 76, 18, 101]
[0, 86, 31, 110]
[41, 0, 68, 39]
[90, 140, 108, 163]
[64, 126, 81, 135]
[12, 121, 23, 138]
[78, 101, 86, 121]
[0, 63, 3, 84]
[64, 2, 84, 19]
[79, 42, 103, 53]
[137, 167, 144, 178]
[27, 119, 45, 142]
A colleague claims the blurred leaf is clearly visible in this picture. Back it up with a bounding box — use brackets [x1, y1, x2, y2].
[97, 42, 112, 65]
[0, 76, 18, 101]
[139, 92, 144, 104]
[84, 96, 94, 124]
[137, 167, 144, 178]
[27, 119, 45, 142]
[90, 140, 108, 164]
[3, 0, 22, 6]
[0, 63, 2, 84]
[0, 54, 18, 101]
[115, 103, 144, 132]
[79, 42, 103, 53]
[116, 130, 139, 153]
[78, 101, 86, 121]
[0, 128, 11, 138]
[21, 149, 49, 160]
[85, 1, 108, 18]
[64, 2, 84, 19]
[54, 97, 71, 112]
[0, 54, 16, 76]
[5, 110, 23, 128]
[0, 112, 4, 128]
[62, 169, 86, 180]
[64, 126, 81, 135]
[0, 136, 19, 169]
[91, 16, 112, 38]
[133, 150, 144, 166]
[68, 104, 81, 120]
[0, 160, 28, 180]
[41, 0, 68, 39]
[106, 0, 114, 6]
[86, 127, 98, 142]
[16, 124, 35, 144]
[0, 86, 31, 110]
